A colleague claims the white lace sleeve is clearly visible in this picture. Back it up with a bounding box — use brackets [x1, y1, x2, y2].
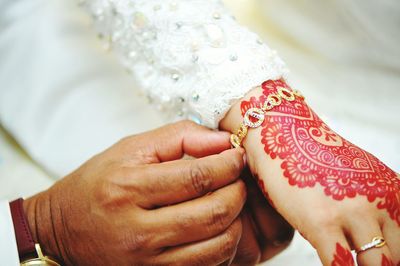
[82, 0, 288, 128]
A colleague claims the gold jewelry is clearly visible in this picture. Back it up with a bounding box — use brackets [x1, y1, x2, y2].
[21, 244, 61, 266]
[355, 236, 386, 254]
[230, 87, 304, 148]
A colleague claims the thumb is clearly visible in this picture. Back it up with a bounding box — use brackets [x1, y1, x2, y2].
[138, 120, 232, 162]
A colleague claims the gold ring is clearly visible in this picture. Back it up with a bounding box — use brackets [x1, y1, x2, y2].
[356, 236, 386, 254]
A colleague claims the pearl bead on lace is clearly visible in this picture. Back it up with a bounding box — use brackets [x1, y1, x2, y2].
[84, 0, 288, 128]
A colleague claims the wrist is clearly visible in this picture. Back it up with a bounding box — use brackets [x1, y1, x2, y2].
[219, 85, 268, 168]
[220, 87, 261, 133]
[23, 191, 64, 264]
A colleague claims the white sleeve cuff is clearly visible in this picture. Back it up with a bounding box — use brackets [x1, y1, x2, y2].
[83, 0, 288, 128]
[0, 201, 20, 266]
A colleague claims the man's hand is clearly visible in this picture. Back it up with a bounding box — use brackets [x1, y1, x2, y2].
[232, 169, 294, 266]
[23, 121, 247, 266]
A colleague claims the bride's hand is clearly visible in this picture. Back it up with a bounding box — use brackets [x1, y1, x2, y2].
[221, 80, 400, 266]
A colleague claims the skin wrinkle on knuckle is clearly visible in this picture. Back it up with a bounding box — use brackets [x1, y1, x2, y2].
[220, 152, 243, 181]
[119, 230, 153, 254]
[220, 227, 241, 259]
[208, 200, 232, 233]
[186, 162, 213, 195]
[175, 212, 197, 231]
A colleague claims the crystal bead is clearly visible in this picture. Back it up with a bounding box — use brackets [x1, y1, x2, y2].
[230, 54, 238, 61]
[191, 40, 200, 52]
[129, 51, 137, 58]
[170, 2, 178, 11]
[171, 73, 180, 81]
[213, 12, 221, 19]
[192, 54, 199, 62]
[161, 95, 171, 103]
[205, 24, 226, 48]
[175, 22, 183, 29]
[192, 93, 200, 102]
[131, 12, 148, 30]
[142, 30, 157, 40]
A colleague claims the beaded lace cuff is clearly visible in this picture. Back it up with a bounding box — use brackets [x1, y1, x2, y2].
[82, 0, 288, 128]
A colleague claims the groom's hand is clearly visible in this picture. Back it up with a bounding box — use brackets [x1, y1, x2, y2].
[23, 121, 246, 266]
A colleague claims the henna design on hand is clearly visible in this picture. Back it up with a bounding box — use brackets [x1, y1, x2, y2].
[241, 80, 400, 225]
[331, 243, 354, 266]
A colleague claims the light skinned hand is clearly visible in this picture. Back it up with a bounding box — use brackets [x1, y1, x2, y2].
[23, 121, 247, 266]
[221, 80, 400, 266]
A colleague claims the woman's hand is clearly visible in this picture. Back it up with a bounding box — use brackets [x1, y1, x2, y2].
[221, 80, 400, 266]
[23, 121, 248, 266]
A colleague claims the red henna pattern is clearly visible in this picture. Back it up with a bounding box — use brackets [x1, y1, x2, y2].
[241, 80, 400, 225]
[257, 178, 276, 208]
[331, 243, 354, 266]
[381, 254, 394, 266]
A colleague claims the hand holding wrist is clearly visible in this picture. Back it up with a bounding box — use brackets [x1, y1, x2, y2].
[18, 121, 249, 265]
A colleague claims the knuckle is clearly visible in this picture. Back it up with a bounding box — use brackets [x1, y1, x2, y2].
[175, 213, 196, 231]
[119, 230, 153, 253]
[186, 163, 212, 195]
[220, 228, 240, 258]
[208, 201, 231, 231]
[308, 208, 341, 230]
[220, 153, 243, 178]
[94, 168, 140, 211]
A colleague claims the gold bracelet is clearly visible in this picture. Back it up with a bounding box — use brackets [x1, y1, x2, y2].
[230, 87, 304, 148]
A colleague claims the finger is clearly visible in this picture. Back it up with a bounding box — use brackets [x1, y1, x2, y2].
[243, 171, 294, 260]
[136, 148, 245, 208]
[382, 219, 400, 264]
[346, 220, 393, 266]
[231, 209, 261, 266]
[150, 218, 242, 266]
[124, 120, 233, 163]
[311, 229, 354, 266]
[146, 180, 246, 248]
